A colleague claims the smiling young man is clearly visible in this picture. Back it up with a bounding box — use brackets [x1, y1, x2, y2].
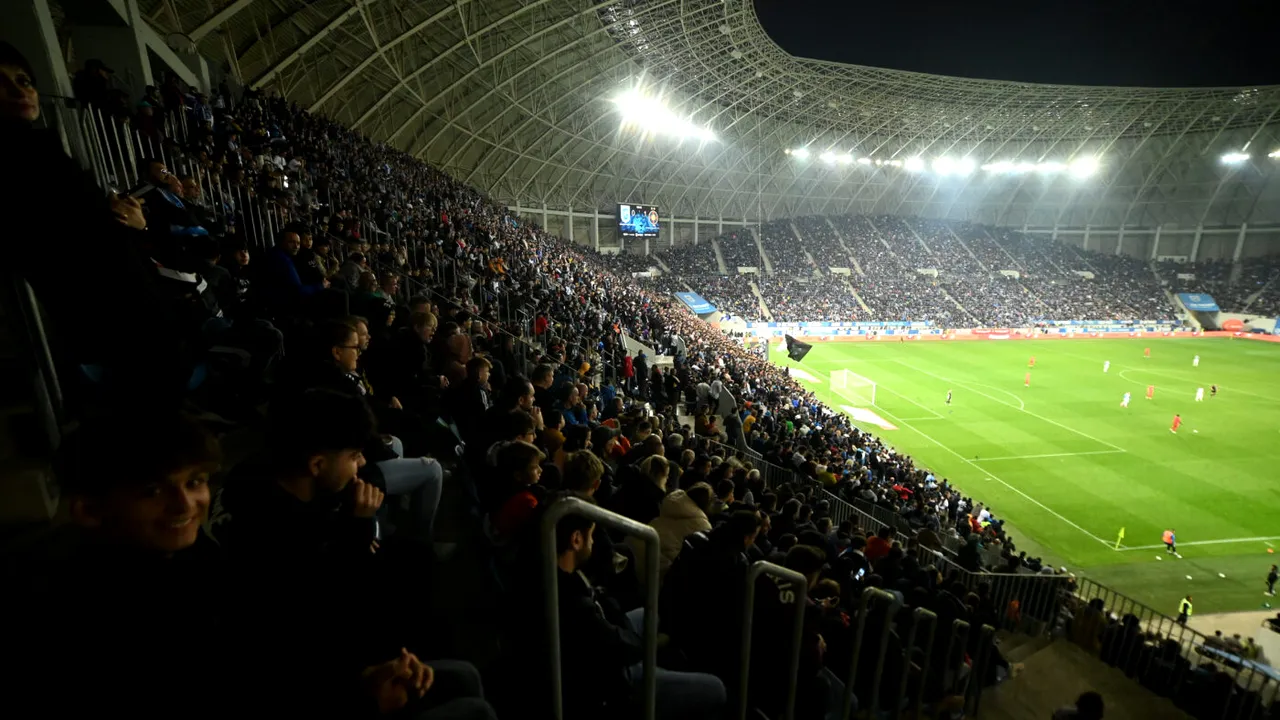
[11, 409, 232, 718]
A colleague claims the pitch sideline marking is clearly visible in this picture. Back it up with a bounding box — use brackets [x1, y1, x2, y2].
[974, 450, 1127, 462]
[1117, 536, 1280, 551]
[796, 361, 1114, 548]
[1056, 348, 1280, 405]
[895, 360, 1128, 453]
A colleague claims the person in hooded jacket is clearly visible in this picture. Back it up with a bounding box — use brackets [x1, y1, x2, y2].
[628, 482, 714, 586]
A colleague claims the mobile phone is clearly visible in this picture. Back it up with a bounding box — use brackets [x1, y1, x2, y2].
[855, 567, 866, 581]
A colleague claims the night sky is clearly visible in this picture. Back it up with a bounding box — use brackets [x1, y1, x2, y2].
[754, 0, 1279, 88]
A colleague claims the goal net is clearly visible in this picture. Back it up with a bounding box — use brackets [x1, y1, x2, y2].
[830, 369, 877, 406]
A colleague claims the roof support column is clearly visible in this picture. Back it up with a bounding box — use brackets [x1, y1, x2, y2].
[567, 208, 574, 246]
[1083, 225, 1091, 252]
[1150, 225, 1162, 260]
[718, 216, 723, 237]
[1190, 225, 1203, 262]
[693, 219, 698, 247]
[542, 203, 548, 231]
[1051, 224, 1059, 242]
[592, 215, 599, 252]
[1232, 223, 1248, 262]
[1116, 228, 1124, 256]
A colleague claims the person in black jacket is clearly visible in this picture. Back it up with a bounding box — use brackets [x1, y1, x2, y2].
[451, 356, 492, 446]
[550, 500, 726, 720]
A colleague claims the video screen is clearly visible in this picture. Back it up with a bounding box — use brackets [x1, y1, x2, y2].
[618, 203, 660, 238]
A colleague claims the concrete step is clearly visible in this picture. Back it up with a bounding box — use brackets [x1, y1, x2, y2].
[980, 640, 1191, 720]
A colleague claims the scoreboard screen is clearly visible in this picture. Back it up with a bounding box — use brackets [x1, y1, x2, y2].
[618, 203, 660, 238]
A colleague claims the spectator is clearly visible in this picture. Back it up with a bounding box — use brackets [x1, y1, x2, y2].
[633, 481, 714, 582]
[1053, 691, 1104, 720]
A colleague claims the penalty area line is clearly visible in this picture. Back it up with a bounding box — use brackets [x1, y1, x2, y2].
[1116, 536, 1280, 551]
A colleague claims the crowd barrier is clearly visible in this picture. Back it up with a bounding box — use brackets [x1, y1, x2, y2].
[1072, 576, 1279, 713]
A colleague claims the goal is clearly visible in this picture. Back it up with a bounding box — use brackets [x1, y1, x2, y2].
[830, 369, 877, 406]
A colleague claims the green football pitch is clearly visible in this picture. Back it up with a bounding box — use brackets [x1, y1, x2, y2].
[769, 337, 1280, 614]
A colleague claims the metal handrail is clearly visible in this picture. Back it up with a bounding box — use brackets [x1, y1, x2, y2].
[842, 587, 901, 720]
[540, 497, 661, 720]
[897, 607, 937, 720]
[966, 624, 997, 716]
[737, 561, 809, 720]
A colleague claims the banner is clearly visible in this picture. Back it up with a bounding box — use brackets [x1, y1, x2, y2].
[1178, 293, 1220, 312]
[673, 292, 716, 314]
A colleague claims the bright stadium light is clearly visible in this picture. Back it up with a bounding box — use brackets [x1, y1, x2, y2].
[612, 87, 716, 142]
[1220, 151, 1250, 165]
[905, 156, 925, 172]
[1269, 149, 1280, 159]
[857, 156, 873, 165]
[837, 153, 854, 165]
[819, 151, 837, 164]
[932, 157, 955, 175]
[955, 158, 976, 176]
[791, 147, 810, 160]
[1068, 156, 1100, 178]
[1036, 161, 1065, 174]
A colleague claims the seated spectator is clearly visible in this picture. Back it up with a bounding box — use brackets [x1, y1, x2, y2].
[551, 501, 727, 720]
[12, 410, 233, 716]
[710, 478, 735, 516]
[610, 454, 670, 525]
[560, 384, 589, 427]
[452, 356, 493, 445]
[635, 481, 713, 582]
[865, 525, 894, 564]
[488, 440, 546, 541]
[260, 226, 327, 316]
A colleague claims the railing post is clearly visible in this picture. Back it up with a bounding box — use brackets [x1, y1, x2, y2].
[540, 497, 659, 720]
[842, 587, 898, 720]
[967, 624, 996, 716]
[738, 561, 808, 720]
[896, 607, 936, 720]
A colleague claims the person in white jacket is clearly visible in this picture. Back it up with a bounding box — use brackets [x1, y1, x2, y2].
[629, 482, 714, 585]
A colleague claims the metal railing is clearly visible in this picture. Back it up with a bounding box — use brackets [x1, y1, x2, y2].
[540, 497, 661, 720]
[842, 587, 902, 719]
[738, 561, 808, 720]
[1072, 576, 1280, 714]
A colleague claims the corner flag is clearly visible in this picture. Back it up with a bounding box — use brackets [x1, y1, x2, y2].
[1115, 527, 1125, 550]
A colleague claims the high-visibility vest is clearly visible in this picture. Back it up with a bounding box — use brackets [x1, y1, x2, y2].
[1163, 530, 1174, 544]
[1179, 599, 1193, 616]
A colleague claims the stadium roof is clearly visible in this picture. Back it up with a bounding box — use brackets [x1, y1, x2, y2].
[149, 0, 1280, 229]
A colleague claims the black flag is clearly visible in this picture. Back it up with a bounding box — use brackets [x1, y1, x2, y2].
[785, 335, 812, 362]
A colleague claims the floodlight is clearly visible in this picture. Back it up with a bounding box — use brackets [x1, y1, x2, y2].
[837, 154, 853, 165]
[819, 151, 837, 164]
[857, 157, 872, 165]
[1269, 149, 1280, 159]
[905, 156, 925, 172]
[791, 147, 810, 160]
[1220, 151, 1250, 165]
[1068, 156, 1100, 178]
[1036, 161, 1065, 173]
[932, 157, 955, 175]
[612, 87, 716, 142]
[955, 158, 976, 176]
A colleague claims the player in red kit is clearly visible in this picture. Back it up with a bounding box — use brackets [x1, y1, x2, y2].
[1144, 347, 1151, 358]
[1028, 356, 1036, 368]
[1146, 385, 1155, 400]
[1170, 414, 1182, 433]
[1025, 372, 1031, 388]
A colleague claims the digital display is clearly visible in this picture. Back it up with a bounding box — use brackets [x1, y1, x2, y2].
[618, 203, 660, 238]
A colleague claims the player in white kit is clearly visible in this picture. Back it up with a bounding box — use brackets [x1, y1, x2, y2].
[1195, 387, 1204, 401]
[1121, 392, 1131, 408]
[1103, 360, 1111, 373]
[1193, 355, 1200, 367]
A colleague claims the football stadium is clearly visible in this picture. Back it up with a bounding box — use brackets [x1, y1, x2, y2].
[3, 0, 1280, 718]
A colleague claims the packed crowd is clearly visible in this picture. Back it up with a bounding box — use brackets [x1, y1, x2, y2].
[1158, 257, 1280, 317]
[690, 272, 765, 322]
[716, 229, 764, 270]
[757, 221, 813, 275]
[9, 43, 1045, 720]
[755, 275, 862, 322]
[793, 215, 850, 270]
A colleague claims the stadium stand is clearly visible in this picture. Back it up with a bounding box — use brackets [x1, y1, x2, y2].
[3, 24, 1274, 720]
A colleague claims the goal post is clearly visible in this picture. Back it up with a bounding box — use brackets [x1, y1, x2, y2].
[830, 369, 877, 406]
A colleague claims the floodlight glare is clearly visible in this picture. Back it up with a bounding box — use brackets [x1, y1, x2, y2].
[837, 154, 853, 165]
[791, 147, 810, 160]
[819, 151, 837, 164]
[1220, 151, 1250, 165]
[612, 87, 716, 142]
[1269, 149, 1280, 159]
[905, 157, 925, 172]
[1068, 156, 1100, 178]
[932, 157, 955, 175]
[956, 158, 976, 176]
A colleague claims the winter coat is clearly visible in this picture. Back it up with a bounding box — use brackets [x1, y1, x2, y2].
[627, 490, 711, 584]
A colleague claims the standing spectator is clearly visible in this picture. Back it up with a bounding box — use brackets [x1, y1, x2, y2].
[1267, 565, 1278, 597]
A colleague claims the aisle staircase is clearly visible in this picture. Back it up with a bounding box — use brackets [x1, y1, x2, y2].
[843, 279, 873, 314]
[825, 217, 865, 275]
[748, 279, 774, 320]
[711, 238, 729, 274]
[749, 228, 775, 275]
[653, 255, 672, 273]
[981, 637, 1191, 720]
